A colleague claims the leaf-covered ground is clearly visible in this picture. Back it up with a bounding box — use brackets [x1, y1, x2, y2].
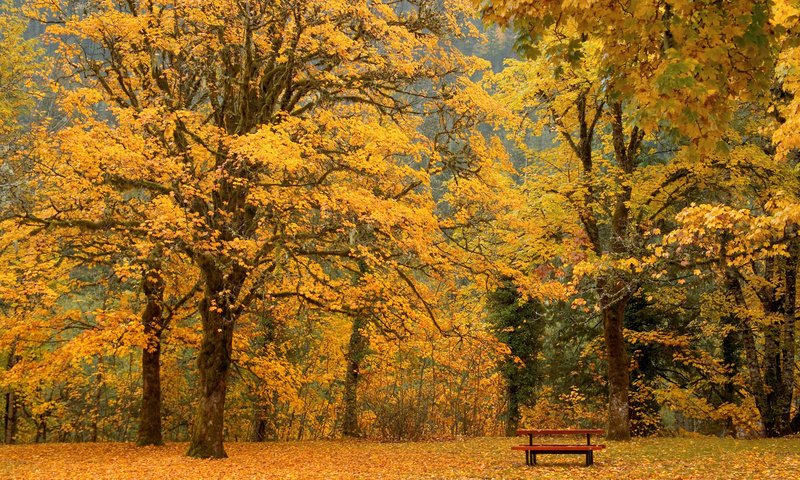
[1, 436, 798, 479]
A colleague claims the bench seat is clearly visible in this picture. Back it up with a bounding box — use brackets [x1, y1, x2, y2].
[512, 444, 605, 466]
[512, 445, 606, 451]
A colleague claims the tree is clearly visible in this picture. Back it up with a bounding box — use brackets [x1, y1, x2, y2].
[488, 34, 728, 439]
[0, 1, 44, 445]
[476, 2, 800, 437]
[342, 312, 368, 438]
[668, 198, 800, 436]
[487, 280, 544, 436]
[478, 0, 778, 147]
[662, 20, 800, 433]
[490, 38, 636, 440]
[29, 0, 499, 458]
[136, 253, 200, 446]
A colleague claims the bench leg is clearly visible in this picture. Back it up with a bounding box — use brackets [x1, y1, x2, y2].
[585, 450, 593, 467]
[525, 450, 529, 466]
[532, 453, 537, 465]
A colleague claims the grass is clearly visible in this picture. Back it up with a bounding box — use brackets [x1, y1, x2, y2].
[1, 436, 799, 479]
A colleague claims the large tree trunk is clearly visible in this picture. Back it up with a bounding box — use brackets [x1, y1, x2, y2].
[601, 288, 631, 440]
[187, 267, 239, 459]
[342, 315, 368, 438]
[600, 101, 641, 441]
[187, 307, 234, 458]
[139, 339, 163, 445]
[138, 267, 166, 446]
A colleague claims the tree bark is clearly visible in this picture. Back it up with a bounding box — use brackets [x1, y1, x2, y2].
[187, 266, 240, 458]
[505, 383, 521, 437]
[34, 414, 46, 443]
[250, 415, 268, 442]
[601, 290, 632, 440]
[138, 339, 163, 445]
[791, 410, 800, 434]
[342, 315, 368, 437]
[187, 307, 234, 457]
[3, 343, 19, 444]
[2, 391, 16, 444]
[249, 391, 279, 441]
[732, 225, 799, 437]
[777, 229, 798, 434]
[720, 315, 741, 436]
[138, 266, 166, 446]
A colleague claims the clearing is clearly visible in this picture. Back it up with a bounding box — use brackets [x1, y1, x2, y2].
[1, 436, 798, 479]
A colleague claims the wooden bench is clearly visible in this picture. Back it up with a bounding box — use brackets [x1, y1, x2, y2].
[514, 428, 605, 466]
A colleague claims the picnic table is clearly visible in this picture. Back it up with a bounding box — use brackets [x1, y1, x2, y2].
[511, 428, 605, 466]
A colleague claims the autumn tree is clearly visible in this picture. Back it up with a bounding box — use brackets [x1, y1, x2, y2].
[487, 30, 751, 438]
[668, 200, 800, 436]
[478, 0, 800, 438]
[659, 5, 800, 436]
[26, 0, 502, 458]
[9, 127, 200, 446]
[490, 38, 635, 440]
[478, 0, 779, 145]
[664, 116, 800, 435]
[0, 2, 44, 445]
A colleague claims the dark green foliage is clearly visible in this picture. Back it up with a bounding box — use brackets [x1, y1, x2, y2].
[487, 281, 544, 436]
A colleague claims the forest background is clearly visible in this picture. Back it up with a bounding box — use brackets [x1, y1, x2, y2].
[2, 0, 800, 463]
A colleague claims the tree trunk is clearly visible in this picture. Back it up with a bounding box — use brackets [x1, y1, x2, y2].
[791, 410, 800, 433]
[342, 315, 368, 437]
[187, 268, 237, 459]
[733, 228, 798, 438]
[250, 416, 268, 442]
[138, 332, 164, 446]
[720, 316, 741, 436]
[777, 229, 798, 435]
[601, 101, 640, 441]
[3, 343, 19, 444]
[505, 383, 520, 437]
[138, 267, 166, 446]
[249, 411, 275, 442]
[249, 392, 279, 442]
[762, 323, 783, 437]
[3, 391, 16, 444]
[725, 268, 770, 432]
[35, 414, 46, 443]
[721, 322, 740, 405]
[601, 291, 631, 440]
[725, 266, 792, 437]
